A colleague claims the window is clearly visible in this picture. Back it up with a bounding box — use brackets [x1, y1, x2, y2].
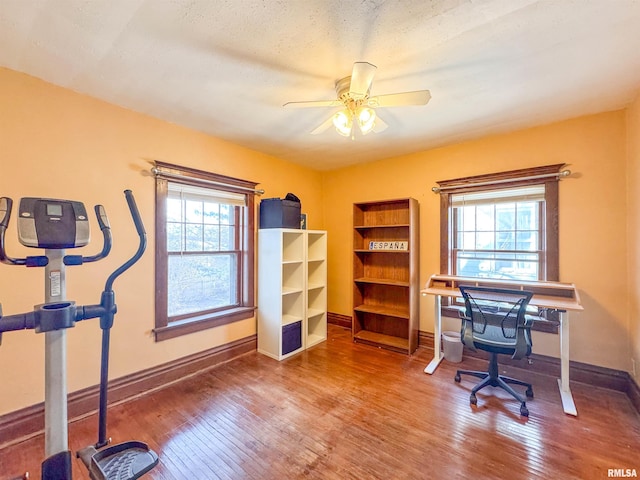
[452, 185, 545, 281]
[438, 164, 564, 330]
[154, 161, 257, 341]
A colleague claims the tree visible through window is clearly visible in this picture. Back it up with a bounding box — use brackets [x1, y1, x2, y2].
[154, 162, 257, 341]
[167, 184, 242, 316]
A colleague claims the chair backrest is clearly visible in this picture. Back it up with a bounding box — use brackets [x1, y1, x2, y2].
[458, 286, 534, 357]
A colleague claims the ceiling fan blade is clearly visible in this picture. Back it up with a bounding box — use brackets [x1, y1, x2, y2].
[368, 90, 431, 108]
[283, 99, 342, 108]
[349, 62, 377, 99]
[373, 114, 388, 133]
[310, 115, 336, 135]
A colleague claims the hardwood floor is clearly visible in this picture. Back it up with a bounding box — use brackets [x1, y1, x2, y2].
[2, 325, 639, 479]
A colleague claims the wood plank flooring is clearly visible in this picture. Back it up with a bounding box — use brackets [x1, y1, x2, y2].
[2, 325, 639, 479]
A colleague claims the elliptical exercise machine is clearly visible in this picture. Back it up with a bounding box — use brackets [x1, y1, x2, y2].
[0, 190, 158, 480]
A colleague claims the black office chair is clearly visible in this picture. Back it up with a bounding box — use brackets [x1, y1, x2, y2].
[454, 286, 535, 416]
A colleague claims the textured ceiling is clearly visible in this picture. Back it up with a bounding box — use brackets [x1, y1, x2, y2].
[1, 0, 640, 171]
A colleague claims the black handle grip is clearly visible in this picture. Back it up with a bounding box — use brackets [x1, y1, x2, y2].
[0, 197, 27, 266]
[94, 205, 111, 231]
[0, 197, 12, 228]
[71, 204, 112, 265]
[124, 190, 146, 236]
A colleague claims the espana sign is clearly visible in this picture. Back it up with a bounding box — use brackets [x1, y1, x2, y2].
[368, 241, 408, 251]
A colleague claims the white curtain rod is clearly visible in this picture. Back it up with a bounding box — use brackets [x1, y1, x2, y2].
[151, 167, 265, 195]
[431, 169, 571, 194]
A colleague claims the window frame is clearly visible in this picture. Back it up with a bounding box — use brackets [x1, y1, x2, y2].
[154, 161, 257, 342]
[438, 164, 564, 332]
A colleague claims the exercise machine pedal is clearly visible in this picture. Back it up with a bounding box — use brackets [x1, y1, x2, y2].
[78, 442, 159, 480]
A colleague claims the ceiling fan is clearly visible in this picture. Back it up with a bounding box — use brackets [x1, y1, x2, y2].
[283, 62, 431, 139]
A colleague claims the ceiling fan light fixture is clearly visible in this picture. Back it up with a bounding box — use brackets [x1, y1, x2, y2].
[284, 61, 431, 138]
[333, 110, 353, 137]
[356, 107, 376, 135]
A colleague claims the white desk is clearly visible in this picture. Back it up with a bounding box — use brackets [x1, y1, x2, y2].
[421, 274, 583, 416]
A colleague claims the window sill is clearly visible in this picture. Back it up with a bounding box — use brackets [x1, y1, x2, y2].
[154, 306, 256, 342]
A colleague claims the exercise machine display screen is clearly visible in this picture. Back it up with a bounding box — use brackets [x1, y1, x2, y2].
[18, 197, 90, 249]
[46, 203, 63, 217]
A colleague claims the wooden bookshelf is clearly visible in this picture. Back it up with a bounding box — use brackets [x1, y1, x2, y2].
[352, 198, 419, 355]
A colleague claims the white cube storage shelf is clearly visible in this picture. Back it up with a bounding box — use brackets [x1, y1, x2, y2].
[258, 229, 327, 360]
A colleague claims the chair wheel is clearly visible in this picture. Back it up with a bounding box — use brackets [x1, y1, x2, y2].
[520, 404, 529, 417]
[470, 393, 477, 405]
[454, 373, 461, 383]
[526, 387, 534, 398]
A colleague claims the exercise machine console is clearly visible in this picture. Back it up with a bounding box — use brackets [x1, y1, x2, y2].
[0, 191, 158, 480]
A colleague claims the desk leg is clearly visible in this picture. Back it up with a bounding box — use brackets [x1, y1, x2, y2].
[558, 311, 577, 416]
[424, 295, 444, 374]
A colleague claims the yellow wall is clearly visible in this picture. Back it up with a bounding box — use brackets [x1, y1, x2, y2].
[1, 64, 638, 418]
[0, 68, 324, 415]
[322, 111, 631, 371]
[627, 93, 640, 385]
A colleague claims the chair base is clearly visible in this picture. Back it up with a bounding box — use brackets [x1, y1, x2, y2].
[455, 353, 533, 417]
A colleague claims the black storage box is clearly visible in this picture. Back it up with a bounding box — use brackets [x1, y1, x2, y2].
[260, 196, 301, 229]
[282, 321, 302, 355]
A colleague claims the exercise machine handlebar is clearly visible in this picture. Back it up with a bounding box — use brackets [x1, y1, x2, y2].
[125, 189, 146, 238]
[93, 190, 147, 449]
[0, 197, 27, 266]
[0, 197, 9, 228]
[0, 196, 114, 267]
[104, 190, 146, 294]
[64, 205, 112, 265]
